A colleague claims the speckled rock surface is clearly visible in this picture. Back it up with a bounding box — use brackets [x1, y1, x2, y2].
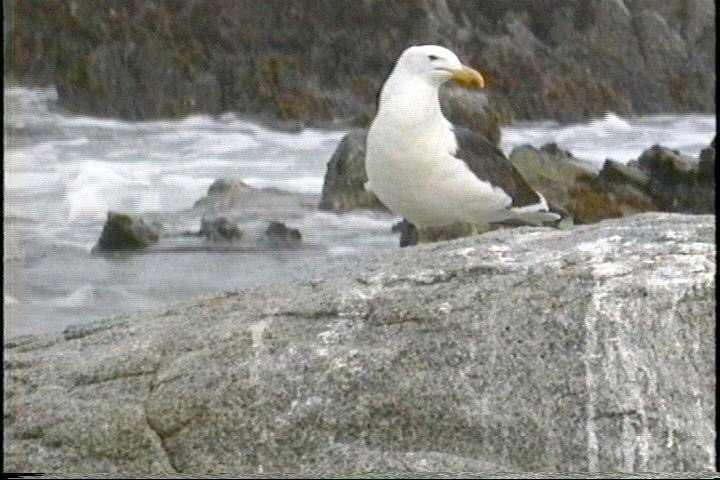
[4, 213, 715, 474]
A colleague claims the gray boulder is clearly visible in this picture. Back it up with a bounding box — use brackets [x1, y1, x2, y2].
[92, 212, 162, 252]
[5, 213, 715, 474]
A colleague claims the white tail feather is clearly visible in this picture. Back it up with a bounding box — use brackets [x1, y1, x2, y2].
[508, 210, 561, 226]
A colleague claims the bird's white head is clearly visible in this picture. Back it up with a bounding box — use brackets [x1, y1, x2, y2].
[394, 45, 485, 89]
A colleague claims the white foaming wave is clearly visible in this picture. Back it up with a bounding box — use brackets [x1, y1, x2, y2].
[302, 210, 397, 231]
[5, 144, 62, 192]
[328, 246, 358, 256]
[266, 128, 347, 151]
[4, 170, 61, 192]
[5, 141, 60, 165]
[62, 160, 159, 221]
[153, 129, 204, 142]
[4, 295, 19, 305]
[4, 86, 57, 100]
[176, 114, 217, 128]
[241, 175, 324, 194]
[104, 148, 141, 159]
[190, 131, 261, 154]
[165, 158, 239, 171]
[554, 114, 631, 143]
[60, 115, 139, 131]
[52, 284, 97, 308]
[502, 112, 716, 166]
[159, 175, 216, 208]
[588, 112, 632, 130]
[53, 137, 90, 147]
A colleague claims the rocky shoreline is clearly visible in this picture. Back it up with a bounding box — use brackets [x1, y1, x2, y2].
[5, 0, 715, 126]
[89, 135, 715, 252]
[4, 213, 716, 473]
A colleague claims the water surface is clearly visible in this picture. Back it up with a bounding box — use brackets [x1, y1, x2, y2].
[4, 87, 715, 336]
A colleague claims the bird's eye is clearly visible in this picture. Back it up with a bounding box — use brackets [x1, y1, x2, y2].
[428, 55, 439, 61]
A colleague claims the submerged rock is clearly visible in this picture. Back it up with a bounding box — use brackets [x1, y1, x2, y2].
[92, 212, 162, 252]
[264, 221, 302, 244]
[199, 217, 243, 242]
[194, 178, 316, 216]
[4, 213, 715, 473]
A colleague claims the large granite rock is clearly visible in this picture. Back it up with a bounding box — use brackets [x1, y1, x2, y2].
[5, 1, 714, 124]
[5, 213, 715, 474]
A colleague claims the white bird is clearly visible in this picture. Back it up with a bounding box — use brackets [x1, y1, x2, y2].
[365, 45, 559, 235]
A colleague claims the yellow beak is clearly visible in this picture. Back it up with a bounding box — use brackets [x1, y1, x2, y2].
[451, 65, 486, 89]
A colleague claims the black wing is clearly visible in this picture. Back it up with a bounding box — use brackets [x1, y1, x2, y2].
[452, 126, 541, 208]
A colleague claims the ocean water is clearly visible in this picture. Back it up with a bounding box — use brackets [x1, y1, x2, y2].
[3, 87, 716, 336]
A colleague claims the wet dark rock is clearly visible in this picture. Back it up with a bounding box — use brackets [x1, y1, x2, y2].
[264, 221, 302, 244]
[509, 143, 598, 210]
[92, 212, 162, 252]
[636, 144, 714, 213]
[199, 217, 243, 242]
[510, 144, 657, 224]
[89, 180, 316, 253]
[5, 213, 716, 473]
[318, 129, 385, 213]
[6, 1, 714, 123]
[595, 159, 650, 192]
[697, 137, 715, 186]
[637, 145, 697, 183]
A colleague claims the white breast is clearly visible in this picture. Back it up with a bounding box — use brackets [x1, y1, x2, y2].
[366, 97, 511, 227]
